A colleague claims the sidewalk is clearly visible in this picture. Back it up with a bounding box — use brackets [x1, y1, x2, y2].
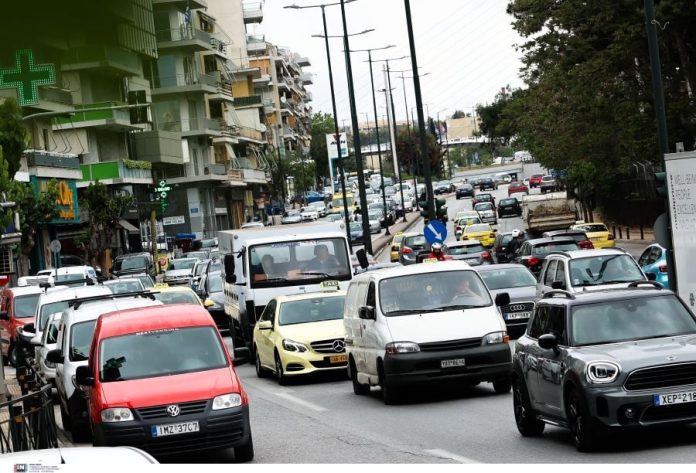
[371, 211, 421, 256]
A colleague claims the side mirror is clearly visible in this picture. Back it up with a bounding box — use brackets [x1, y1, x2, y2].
[233, 347, 250, 364]
[21, 323, 36, 334]
[358, 306, 376, 320]
[0, 311, 8, 321]
[646, 273, 657, 281]
[224, 253, 235, 279]
[551, 280, 566, 290]
[538, 333, 559, 352]
[30, 335, 42, 347]
[355, 248, 370, 269]
[75, 365, 94, 386]
[495, 292, 511, 307]
[46, 349, 63, 365]
[257, 320, 273, 331]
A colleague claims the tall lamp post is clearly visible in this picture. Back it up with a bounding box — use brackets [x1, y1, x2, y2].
[284, 0, 367, 247]
[437, 108, 451, 179]
[349, 45, 396, 236]
[379, 86, 407, 223]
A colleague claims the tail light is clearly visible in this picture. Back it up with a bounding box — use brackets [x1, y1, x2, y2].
[659, 264, 668, 273]
[402, 246, 413, 254]
[524, 257, 541, 268]
[462, 236, 469, 240]
[482, 251, 492, 262]
[608, 234, 615, 240]
[578, 240, 594, 250]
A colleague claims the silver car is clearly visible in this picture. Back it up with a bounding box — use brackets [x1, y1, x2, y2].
[398, 233, 427, 265]
[163, 258, 198, 285]
[442, 240, 491, 266]
[282, 209, 302, 224]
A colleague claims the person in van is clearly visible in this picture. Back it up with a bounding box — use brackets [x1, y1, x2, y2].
[253, 254, 283, 281]
[308, 245, 340, 272]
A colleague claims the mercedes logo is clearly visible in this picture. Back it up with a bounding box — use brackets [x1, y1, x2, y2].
[166, 405, 180, 417]
[332, 339, 346, 353]
[509, 304, 526, 312]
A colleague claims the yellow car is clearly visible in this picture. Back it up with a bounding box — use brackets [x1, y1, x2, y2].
[453, 211, 480, 226]
[329, 193, 355, 216]
[390, 232, 405, 262]
[150, 285, 213, 308]
[571, 222, 615, 249]
[461, 223, 496, 248]
[253, 286, 346, 384]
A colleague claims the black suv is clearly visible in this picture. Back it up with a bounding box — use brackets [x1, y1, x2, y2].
[479, 178, 497, 191]
[497, 198, 522, 218]
[512, 237, 579, 275]
[456, 183, 474, 199]
[111, 252, 156, 279]
[512, 283, 696, 451]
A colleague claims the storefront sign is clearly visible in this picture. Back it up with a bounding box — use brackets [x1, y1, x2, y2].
[163, 215, 185, 226]
[31, 177, 79, 224]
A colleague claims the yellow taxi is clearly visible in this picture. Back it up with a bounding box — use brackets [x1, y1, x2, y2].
[150, 284, 213, 308]
[461, 223, 496, 248]
[329, 193, 355, 216]
[253, 283, 346, 384]
[570, 222, 615, 249]
[453, 210, 481, 226]
[390, 232, 405, 262]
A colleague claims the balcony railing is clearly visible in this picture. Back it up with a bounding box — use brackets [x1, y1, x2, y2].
[25, 151, 80, 169]
[234, 95, 262, 108]
[61, 45, 140, 75]
[238, 127, 264, 142]
[151, 72, 218, 90]
[81, 160, 153, 182]
[38, 87, 73, 105]
[53, 101, 131, 125]
[205, 164, 227, 176]
[156, 26, 212, 46]
[156, 118, 220, 133]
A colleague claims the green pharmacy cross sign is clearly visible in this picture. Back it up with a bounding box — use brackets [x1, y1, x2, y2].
[0, 49, 56, 106]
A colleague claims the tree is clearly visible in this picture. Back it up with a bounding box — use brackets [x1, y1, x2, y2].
[395, 127, 444, 178]
[81, 182, 133, 271]
[0, 98, 28, 178]
[309, 112, 336, 180]
[451, 110, 467, 119]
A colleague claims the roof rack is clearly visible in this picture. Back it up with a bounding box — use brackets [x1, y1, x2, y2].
[68, 290, 158, 310]
[40, 277, 96, 290]
[628, 281, 664, 290]
[542, 290, 576, 300]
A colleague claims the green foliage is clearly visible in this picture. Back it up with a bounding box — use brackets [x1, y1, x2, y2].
[123, 159, 152, 170]
[451, 110, 468, 119]
[0, 98, 28, 177]
[0, 148, 14, 230]
[309, 112, 336, 179]
[395, 128, 444, 179]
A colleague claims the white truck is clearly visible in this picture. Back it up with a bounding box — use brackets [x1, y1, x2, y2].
[219, 221, 353, 354]
[522, 191, 578, 236]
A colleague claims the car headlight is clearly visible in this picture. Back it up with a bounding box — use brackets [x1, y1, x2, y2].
[586, 361, 620, 384]
[212, 393, 242, 410]
[101, 408, 133, 423]
[282, 339, 308, 353]
[385, 341, 420, 354]
[482, 331, 509, 345]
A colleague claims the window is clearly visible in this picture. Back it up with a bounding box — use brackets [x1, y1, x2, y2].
[637, 247, 652, 266]
[555, 261, 566, 284]
[544, 260, 558, 286]
[70, 320, 97, 362]
[528, 306, 549, 339]
[366, 283, 376, 308]
[259, 300, 276, 323]
[14, 294, 40, 318]
[569, 254, 645, 287]
[278, 296, 345, 326]
[547, 306, 567, 345]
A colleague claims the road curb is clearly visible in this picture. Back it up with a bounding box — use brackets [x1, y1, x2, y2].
[372, 212, 422, 258]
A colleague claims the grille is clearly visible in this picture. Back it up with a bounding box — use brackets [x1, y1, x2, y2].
[641, 403, 696, 423]
[136, 400, 208, 420]
[419, 337, 482, 352]
[501, 302, 534, 313]
[310, 338, 345, 354]
[624, 363, 696, 391]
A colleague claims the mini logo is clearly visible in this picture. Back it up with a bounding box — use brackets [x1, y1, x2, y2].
[666, 355, 677, 362]
[14, 465, 27, 473]
[166, 405, 180, 417]
[509, 304, 526, 312]
[333, 339, 346, 353]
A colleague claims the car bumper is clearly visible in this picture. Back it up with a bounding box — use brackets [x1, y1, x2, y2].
[591, 240, 615, 249]
[278, 350, 348, 376]
[498, 208, 521, 217]
[382, 343, 511, 387]
[94, 405, 251, 457]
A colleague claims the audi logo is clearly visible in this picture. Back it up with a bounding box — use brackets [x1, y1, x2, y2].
[508, 304, 527, 312]
[332, 340, 346, 353]
[166, 405, 180, 417]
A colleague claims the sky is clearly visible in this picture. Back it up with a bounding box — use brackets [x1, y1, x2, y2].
[250, 0, 526, 125]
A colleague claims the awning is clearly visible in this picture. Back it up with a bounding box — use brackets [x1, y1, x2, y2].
[118, 219, 140, 234]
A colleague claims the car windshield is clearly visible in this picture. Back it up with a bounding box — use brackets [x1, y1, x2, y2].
[475, 203, 494, 211]
[569, 254, 645, 286]
[136, 275, 154, 289]
[576, 224, 608, 233]
[185, 252, 208, 260]
[208, 276, 223, 293]
[168, 259, 197, 270]
[368, 211, 381, 220]
[99, 326, 228, 382]
[114, 257, 146, 271]
[194, 263, 207, 276]
[446, 244, 485, 255]
[39, 301, 69, 331]
[500, 199, 517, 205]
[103, 280, 144, 294]
[153, 291, 200, 305]
[479, 267, 537, 290]
[350, 222, 362, 231]
[249, 237, 351, 289]
[477, 195, 492, 201]
[14, 294, 41, 318]
[532, 241, 579, 256]
[571, 295, 696, 346]
[332, 197, 354, 207]
[466, 224, 490, 233]
[379, 271, 492, 315]
[278, 295, 345, 326]
[70, 320, 97, 362]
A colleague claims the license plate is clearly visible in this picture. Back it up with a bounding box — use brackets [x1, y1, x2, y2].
[441, 358, 466, 368]
[504, 311, 532, 320]
[151, 421, 200, 438]
[591, 237, 602, 242]
[330, 354, 347, 363]
[654, 390, 696, 406]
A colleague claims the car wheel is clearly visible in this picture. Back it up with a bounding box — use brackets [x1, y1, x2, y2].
[71, 415, 91, 443]
[493, 378, 511, 394]
[350, 357, 370, 395]
[8, 343, 17, 368]
[274, 352, 288, 386]
[59, 401, 72, 431]
[255, 349, 270, 378]
[234, 433, 255, 462]
[567, 388, 600, 452]
[512, 377, 545, 436]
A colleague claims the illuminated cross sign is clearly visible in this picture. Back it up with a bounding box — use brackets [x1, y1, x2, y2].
[155, 179, 171, 214]
[0, 49, 56, 106]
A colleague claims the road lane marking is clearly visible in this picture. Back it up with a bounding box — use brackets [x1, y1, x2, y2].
[425, 449, 479, 464]
[272, 391, 328, 412]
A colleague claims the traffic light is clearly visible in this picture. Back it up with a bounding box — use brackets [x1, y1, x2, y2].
[419, 200, 429, 218]
[655, 172, 668, 198]
[436, 198, 447, 221]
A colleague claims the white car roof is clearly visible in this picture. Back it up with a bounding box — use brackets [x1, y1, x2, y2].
[54, 265, 95, 275]
[1, 446, 157, 464]
[63, 296, 161, 326]
[553, 249, 629, 259]
[38, 286, 112, 306]
[352, 260, 474, 283]
[5, 285, 44, 296]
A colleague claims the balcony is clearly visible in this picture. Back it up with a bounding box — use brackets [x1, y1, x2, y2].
[0, 86, 73, 113]
[226, 168, 245, 186]
[237, 127, 265, 144]
[247, 35, 267, 54]
[157, 26, 213, 52]
[61, 45, 141, 76]
[79, 160, 153, 187]
[152, 0, 207, 8]
[168, 162, 229, 185]
[243, 2, 263, 24]
[25, 150, 82, 180]
[234, 95, 262, 109]
[133, 130, 185, 165]
[243, 168, 269, 184]
[253, 74, 271, 87]
[53, 101, 138, 131]
[296, 57, 311, 67]
[151, 72, 218, 96]
[180, 118, 222, 137]
[300, 73, 313, 85]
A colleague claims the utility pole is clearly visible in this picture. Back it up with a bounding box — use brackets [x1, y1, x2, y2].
[382, 87, 407, 223]
[384, 62, 407, 223]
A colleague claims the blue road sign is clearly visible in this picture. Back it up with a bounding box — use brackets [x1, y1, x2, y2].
[424, 220, 447, 244]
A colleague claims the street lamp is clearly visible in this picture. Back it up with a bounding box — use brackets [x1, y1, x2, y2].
[284, 0, 365, 248]
[437, 108, 452, 179]
[348, 44, 396, 236]
[379, 87, 407, 223]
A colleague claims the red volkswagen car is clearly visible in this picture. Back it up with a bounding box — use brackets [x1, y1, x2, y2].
[78, 304, 254, 461]
[528, 174, 543, 188]
[507, 181, 529, 196]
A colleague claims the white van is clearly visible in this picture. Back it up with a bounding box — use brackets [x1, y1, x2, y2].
[344, 261, 512, 404]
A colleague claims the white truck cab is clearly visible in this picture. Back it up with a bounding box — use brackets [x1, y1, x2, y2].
[219, 221, 352, 353]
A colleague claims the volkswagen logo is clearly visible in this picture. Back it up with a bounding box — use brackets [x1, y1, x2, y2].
[509, 304, 526, 312]
[332, 339, 346, 353]
[166, 405, 180, 417]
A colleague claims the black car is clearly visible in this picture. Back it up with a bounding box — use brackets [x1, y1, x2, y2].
[512, 237, 579, 275]
[197, 271, 228, 334]
[434, 181, 452, 195]
[512, 283, 696, 451]
[497, 198, 522, 218]
[112, 252, 156, 279]
[479, 178, 497, 191]
[456, 183, 474, 199]
[492, 231, 514, 264]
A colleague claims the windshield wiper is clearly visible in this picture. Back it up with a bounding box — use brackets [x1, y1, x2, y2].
[262, 277, 289, 283]
[298, 271, 332, 278]
[385, 309, 424, 316]
[431, 304, 488, 311]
